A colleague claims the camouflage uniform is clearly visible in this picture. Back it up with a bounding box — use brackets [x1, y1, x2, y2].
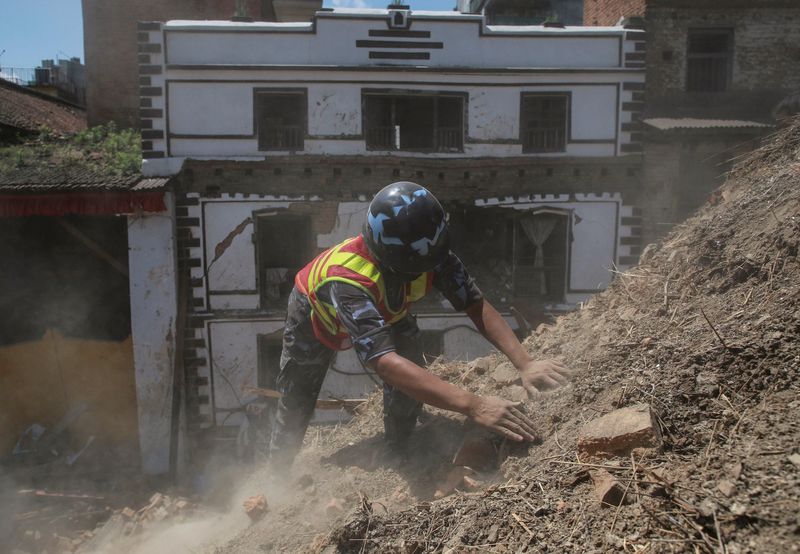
[268, 251, 482, 469]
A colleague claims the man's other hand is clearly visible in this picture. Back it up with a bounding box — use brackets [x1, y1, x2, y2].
[520, 359, 573, 394]
[467, 396, 539, 442]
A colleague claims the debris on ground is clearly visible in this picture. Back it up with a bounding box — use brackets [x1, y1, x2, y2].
[242, 494, 268, 522]
[8, 118, 800, 554]
[312, 117, 800, 552]
[577, 403, 660, 458]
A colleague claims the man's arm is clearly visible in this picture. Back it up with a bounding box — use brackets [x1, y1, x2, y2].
[369, 352, 539, 442]
[329, 281, 540, 441]
[465, 298, 573, 393]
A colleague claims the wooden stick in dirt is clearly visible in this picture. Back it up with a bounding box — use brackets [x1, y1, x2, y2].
[511, 512, 535, 538]
[243, 385, 366, 412]
[699, 308, 731, 351]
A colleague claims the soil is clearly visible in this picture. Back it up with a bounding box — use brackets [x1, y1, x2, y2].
[310, 118, 800, 553]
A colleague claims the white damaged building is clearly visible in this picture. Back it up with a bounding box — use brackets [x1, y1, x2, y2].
[131, 6, 646, 472]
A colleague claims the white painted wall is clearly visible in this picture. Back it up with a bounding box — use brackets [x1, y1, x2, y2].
[128, 194, 179, 475]
[163, 15, 627, 69]
[144, 12, 643, 166]
[316, 201, 369, 248]
[165, 80, 625, 158]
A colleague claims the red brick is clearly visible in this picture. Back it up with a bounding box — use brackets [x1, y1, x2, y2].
[578, 403, 660, 458]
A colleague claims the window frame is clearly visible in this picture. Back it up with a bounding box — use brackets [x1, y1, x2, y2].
[519, 92, 571, 154]
[509, 207, 572, 303]
[685, 27, 734, 93]
[361, 89, 467, 153]
[253, 88, 308, 152]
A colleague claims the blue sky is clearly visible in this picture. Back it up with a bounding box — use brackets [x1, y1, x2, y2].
[0, 0, 456, 70]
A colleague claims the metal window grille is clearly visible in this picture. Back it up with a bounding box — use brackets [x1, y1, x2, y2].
[687, 29, 733, 93]
[363, 94, 464, 152]
[255, 91, 306, 151]
[521, 94, 568, 153]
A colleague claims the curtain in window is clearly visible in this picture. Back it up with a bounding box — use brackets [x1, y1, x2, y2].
[519, 214, 558, 295]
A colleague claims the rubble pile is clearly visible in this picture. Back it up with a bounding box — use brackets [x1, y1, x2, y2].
[72, 492, 199, 553]
[317, 119, 800, 552]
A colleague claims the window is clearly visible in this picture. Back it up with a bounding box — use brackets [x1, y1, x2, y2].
[254, 89, 306, 151]
[520, 94, 568, 153]
[255, 213, 311, 308]
[687, 29, 733, 93]
[363, 92, 464, 152]
[447, 207, 570, 306]
[511, 211, 569, 301]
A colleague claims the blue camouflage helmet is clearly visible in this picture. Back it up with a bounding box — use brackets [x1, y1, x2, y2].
[363, 181, 450, 275]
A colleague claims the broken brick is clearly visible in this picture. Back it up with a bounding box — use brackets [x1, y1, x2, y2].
[120, 507, 136, 520]
[589, 469, 628, 506]
[578, 404, 660, 458]
[243, 494, 268, 522]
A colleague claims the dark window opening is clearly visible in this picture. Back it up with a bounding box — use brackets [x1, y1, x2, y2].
[687, 29, 733, 93]
[521, 94, 568, 153]
[448, 207, 570, 306]
[364, 92, 464, 152]
[511, 213, 569, 301]
[255, 213, 311, 308]
[257, 334, 283, 389]
[0, 216, 131, 346]
[255, 90, 306, 151]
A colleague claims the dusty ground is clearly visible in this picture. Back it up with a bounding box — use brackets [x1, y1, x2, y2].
[6, 119, 799, 554]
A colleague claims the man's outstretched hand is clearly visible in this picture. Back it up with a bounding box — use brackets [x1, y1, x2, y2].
[520, 359, 573, 394]
[467, 396, 539, 442]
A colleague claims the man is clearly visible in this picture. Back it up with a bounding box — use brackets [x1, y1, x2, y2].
[269, 182, 572, 469]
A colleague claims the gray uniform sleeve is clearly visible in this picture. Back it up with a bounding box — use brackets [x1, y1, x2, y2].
[329, 282, 396, 363]
[432, 252, 484, 311]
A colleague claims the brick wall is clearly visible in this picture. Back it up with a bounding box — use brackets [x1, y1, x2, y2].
[584, 0, 644, 26]
[176, 155, 643, 203]
[81, 0, 263, 127]
[645, 4, 800, 118]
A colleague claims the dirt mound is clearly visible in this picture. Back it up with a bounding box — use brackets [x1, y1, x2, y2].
[318, 119, 800, 552]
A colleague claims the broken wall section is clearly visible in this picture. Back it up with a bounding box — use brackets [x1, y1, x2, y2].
[0, 215, 139, 468]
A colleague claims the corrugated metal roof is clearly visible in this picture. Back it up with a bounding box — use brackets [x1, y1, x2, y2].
[643, 118, 773, 131]
[131, 178, 171, 191]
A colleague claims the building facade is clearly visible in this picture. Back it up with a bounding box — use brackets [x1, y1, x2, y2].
[131, 6, 645, 471]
